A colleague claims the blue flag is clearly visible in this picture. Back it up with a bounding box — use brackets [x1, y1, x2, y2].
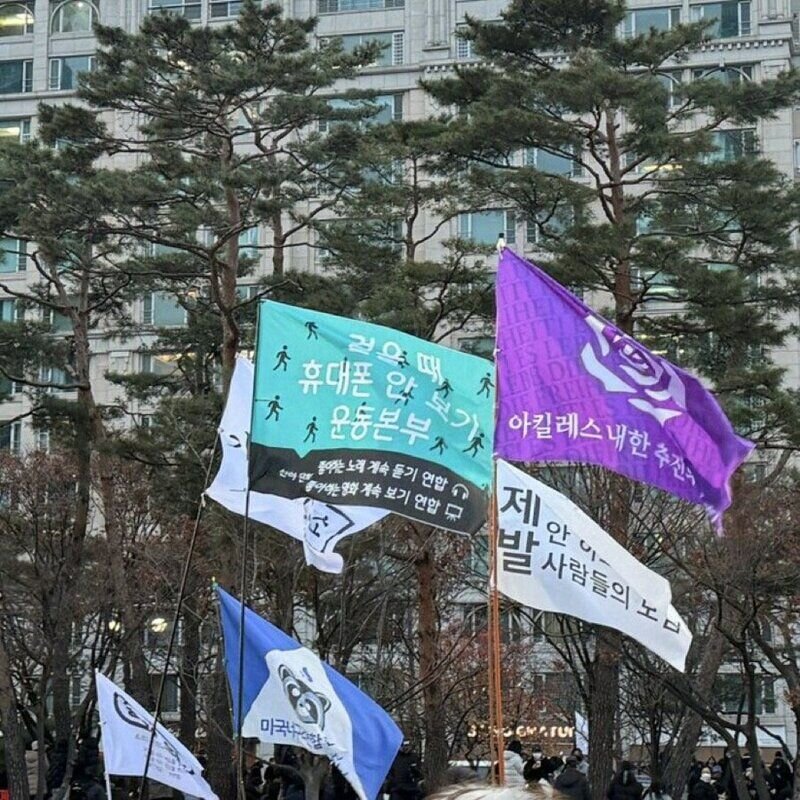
[216, 586, 402, 800]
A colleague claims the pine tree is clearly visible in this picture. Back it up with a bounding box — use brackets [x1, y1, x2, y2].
[425, 0, 800, 793]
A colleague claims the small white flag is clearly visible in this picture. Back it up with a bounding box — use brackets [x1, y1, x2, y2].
[95, 672, 217, 800]
[205, 358, 388, 573]
[495, 460, 692, 671]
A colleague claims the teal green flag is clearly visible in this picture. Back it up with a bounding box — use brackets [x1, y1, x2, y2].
[249, 301, 495, 534]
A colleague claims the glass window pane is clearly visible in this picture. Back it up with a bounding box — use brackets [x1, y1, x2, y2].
[636, 7, 672, 31]
[0, 61, 24, 94]
[0, 238, 25, 272]
[468, 210, 505, 245]
[53, 1, 96, 33]
[152, 292, 185, 326]
[0, 3, 33, 36]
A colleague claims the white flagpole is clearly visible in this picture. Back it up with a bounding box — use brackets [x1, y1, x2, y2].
[96, 675, 114, 800]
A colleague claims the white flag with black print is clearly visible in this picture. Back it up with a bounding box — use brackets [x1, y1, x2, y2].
[96, 672, 217, 799]
[205, 357, 388, 573]
[495, 460, 692, 671]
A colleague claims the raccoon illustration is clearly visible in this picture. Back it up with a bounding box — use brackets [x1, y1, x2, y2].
[278, 663, 331, 730]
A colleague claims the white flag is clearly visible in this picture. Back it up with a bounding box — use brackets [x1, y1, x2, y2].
[95, 672, 217, 800]
[205, 357, 388, 573]
[575, 711, 589, 756]
[495, 460, 692, 671]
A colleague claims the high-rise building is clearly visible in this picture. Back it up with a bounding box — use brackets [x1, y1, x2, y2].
[1, 0, 798, 755]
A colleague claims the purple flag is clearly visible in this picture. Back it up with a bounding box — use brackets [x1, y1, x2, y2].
[495, 249, 755, 524]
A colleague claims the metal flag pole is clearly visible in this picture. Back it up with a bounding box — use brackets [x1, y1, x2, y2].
[237, 304, 262, 800]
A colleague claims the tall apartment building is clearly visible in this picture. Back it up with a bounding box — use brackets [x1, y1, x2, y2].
[1, 0, 798, 757]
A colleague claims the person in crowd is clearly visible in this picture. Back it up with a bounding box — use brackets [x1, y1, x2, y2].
[770, 751, 793, 800]
[502, 740, 527, 787]
[689, 768, 718, 800]
[688, 758, 704, 792]
[524, 744, 558, 784]
[570, 749, 589, 777]
[554, 756, 590, 800]
[643, 781, 672, 800]
[47, 739, 69, 795]
[387, 739, 423, 800]
[607, 761, 643, 800]
[25, 741, 48, 800]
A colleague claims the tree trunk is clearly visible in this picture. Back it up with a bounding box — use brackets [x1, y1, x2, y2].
[297, 751, 330, 800]
[205, 651, 236, 800]
[414, 528, 449, 794]
[662, 625, 726, 797]
[51, 625, 73, 742]
[0, 626, 30, 800]
[179, 594, 200, 751]
[589, 629, 620, 800]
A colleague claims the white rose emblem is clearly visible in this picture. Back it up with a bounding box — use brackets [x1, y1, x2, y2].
[579, 313, 686, 425]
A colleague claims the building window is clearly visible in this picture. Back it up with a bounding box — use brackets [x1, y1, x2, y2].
[51, 0, 98, 33]
[706, 129, 757, 162]
[321, 31, 404, 67]
[0, 2, 33, 35]
[0, 298, 20, 322]
[526, 205, 573, 245]
[656, 72, 682, 108]
[142, 292, 186, 327]
[238, 227, 260, 262]
[319, 92, 403, 132]
[463, 603, 487, 635]
[209, 0, 242, 16]
[148, 674, 179, 713]
[49, 55, 95, 90]
[458, 209, 516, 246]
[318, 0, 404, 12]
[458, 336, 495, 360]
[455, 27, 474, 60]
[715, 673, 776, 714]
[0, 421, 22, 455]
[0, 118, 31, 143]
[692, 64, 753, 84]
[526, 146, 583, 178]
[148, 0, 200, 18]
[140, 352, 177, 375]
[35, 429, 50, 452]
[690, 1, 751, 37]
[38, 366, 69, 393]
[620, 6, 680, 36]
[0, 238, 26, 273]
[0, 60, 33, 94]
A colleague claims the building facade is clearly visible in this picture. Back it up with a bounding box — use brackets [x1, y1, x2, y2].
[1, 0, 798, 762]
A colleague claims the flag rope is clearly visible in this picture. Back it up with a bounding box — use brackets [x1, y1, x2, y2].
[138, 435, 219, 800]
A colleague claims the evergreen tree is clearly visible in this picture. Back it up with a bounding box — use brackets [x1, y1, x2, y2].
[48, 0, 379, 391]
[425, 0, 800, 793]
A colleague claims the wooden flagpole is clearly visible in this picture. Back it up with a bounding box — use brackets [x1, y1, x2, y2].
[487, 466, 505, 784]
[489, 244, 506, 783]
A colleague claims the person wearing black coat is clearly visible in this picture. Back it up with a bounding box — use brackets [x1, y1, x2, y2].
[555, 757, 591, 800]
[689, 769, 719, 800]
[386, 740, 422, 800]
[770, 752, 793, 800]
[607, 762, 644, 800]
[524, 745, 560, 783]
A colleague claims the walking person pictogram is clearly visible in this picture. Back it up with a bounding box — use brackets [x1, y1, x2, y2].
[305, 321, 319, 340]
[265, 395, 283, 421]
[477, 372, 494, 397]
[435, 378, 453, 398]
[430, 436, 447, 455]
[304, 416, 319, 443]
[463, 432, 485, 457]
[273, 345, 291, 371]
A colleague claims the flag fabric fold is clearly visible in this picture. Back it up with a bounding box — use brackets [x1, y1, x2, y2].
[216, 586, 402, 800]
[95, 672, 218, 799]
[496, 460, 692, 671]
[205, 357, 388, 573]
[495, 248, 754, 524]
